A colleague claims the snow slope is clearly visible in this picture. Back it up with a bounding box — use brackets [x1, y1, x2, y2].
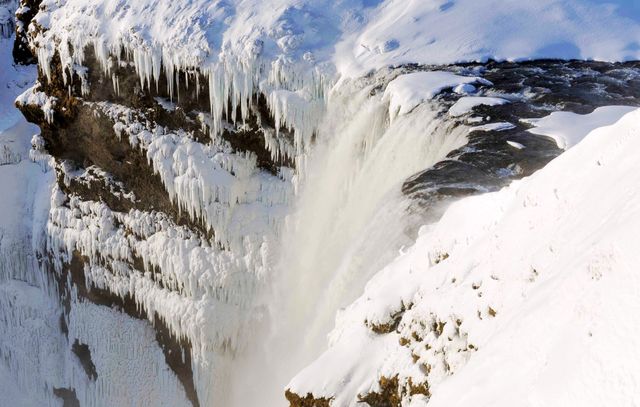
[289, 107, 640, 405]
[336, 0, 640, 76]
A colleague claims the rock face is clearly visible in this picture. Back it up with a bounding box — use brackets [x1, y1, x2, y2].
[285, 390, 332, 407]
[12, 0, 38, 63]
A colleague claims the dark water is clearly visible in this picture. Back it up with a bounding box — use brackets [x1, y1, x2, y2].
[403, 60, 640, 205]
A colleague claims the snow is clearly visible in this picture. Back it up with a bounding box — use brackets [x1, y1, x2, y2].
[289, 108, 640, 406]
[336, 0, 640, 76]
[383, 71, 490, 121]
[525, 105, 638, 149]
[448, 96, 509, 117]
[15, 84, 58, 124]
[453, 83, 477, 95]
[469, 122, 515, 133]
[506, 140, 525, 150]
[427, 107, 640, 407]
[154, 97, 177, 112]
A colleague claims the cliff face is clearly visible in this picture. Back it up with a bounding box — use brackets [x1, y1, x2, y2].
[2, 1, 640, 406]
[9, 3, 298, 405]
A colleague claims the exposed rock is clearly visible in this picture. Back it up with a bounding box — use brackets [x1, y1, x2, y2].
[357, 375, 430, 407]
[53, 387, 80, 407]
[285, 390, 333, 407]
[13, 0, 41, 64]
[72, 340, 97, 381]
[13, 22, 296, 403]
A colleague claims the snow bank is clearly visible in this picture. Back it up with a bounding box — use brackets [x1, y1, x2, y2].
[448, 96, 509, 117]
[383, 71, 490, 121]
[289, 108, 640, 406]
[525, 105, 638, 149]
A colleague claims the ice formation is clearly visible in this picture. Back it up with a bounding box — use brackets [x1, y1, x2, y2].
[448, 96, 510, 117]
[28, 0, 353, 157]
[96, 101, 292, 249]
[0, 0, 16, 39]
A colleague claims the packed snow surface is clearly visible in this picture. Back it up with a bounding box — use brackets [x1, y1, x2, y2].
[525, 105, 638, 149]
[337, 0, 640, 76]
[289, 108, 640, 405]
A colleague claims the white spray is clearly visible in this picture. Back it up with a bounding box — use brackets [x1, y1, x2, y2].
[229, 74, 468, 406]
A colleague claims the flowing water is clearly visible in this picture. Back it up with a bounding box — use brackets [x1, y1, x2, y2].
[228, 74, 468, 406]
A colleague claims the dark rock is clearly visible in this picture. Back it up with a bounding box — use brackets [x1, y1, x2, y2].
[53, 387, 80, 407]
[72, 340, 98, 381]
[13, 0, 41, 65]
